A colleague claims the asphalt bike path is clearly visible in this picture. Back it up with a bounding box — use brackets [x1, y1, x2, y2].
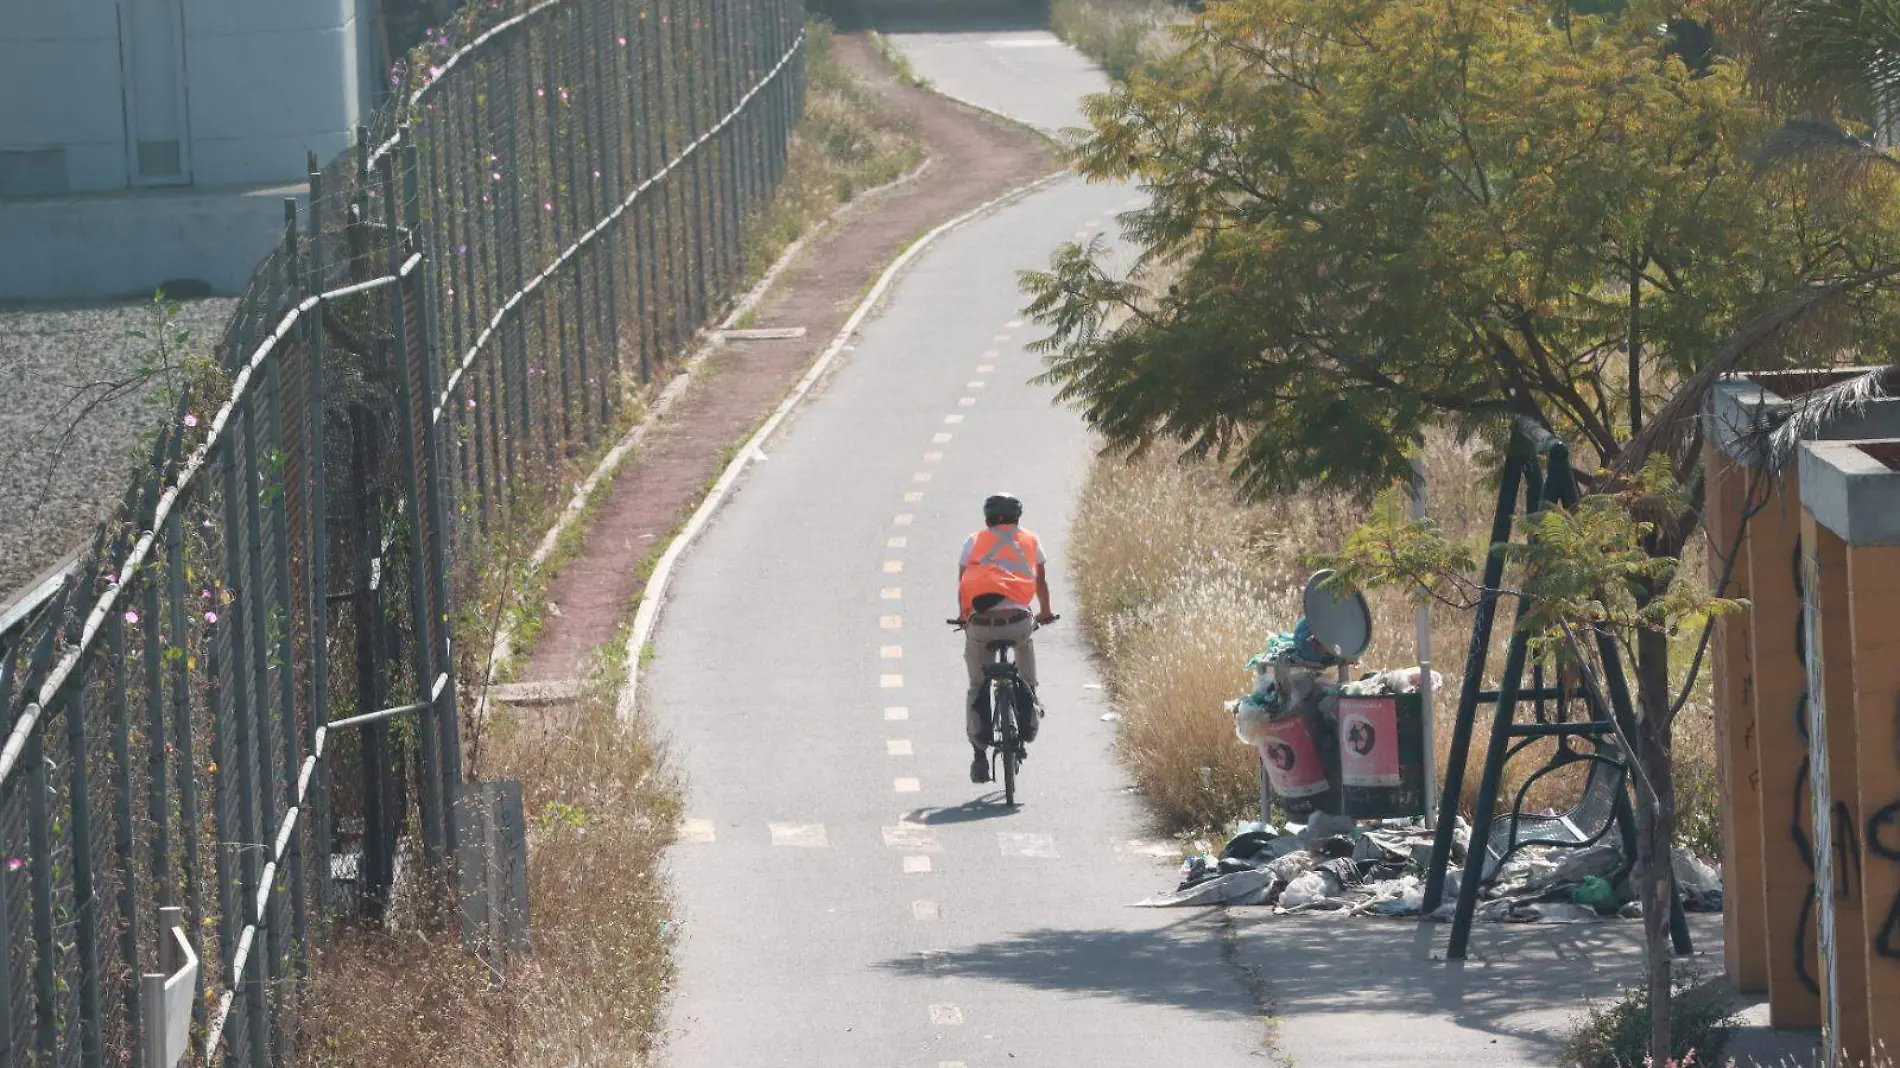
[647, 32, 1269, 1068]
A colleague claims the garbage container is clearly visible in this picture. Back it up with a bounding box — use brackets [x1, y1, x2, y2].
[1337, 692, 1426, 819]
[1258, 707, 1341, 819]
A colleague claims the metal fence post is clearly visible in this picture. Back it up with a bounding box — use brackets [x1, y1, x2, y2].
[303, 163, 334, 921]
[382, 139, 446, 883]
[404, 139, 463, 866]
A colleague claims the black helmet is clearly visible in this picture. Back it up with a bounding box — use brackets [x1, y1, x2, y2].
[983, 492, 1023, 525]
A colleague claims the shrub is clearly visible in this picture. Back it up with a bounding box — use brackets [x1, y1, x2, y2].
[1560, 973, 1739, 1068]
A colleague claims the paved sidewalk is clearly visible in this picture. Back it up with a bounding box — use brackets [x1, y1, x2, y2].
[1230, 913, 1818, 1066]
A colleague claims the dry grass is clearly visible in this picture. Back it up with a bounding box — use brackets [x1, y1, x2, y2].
[742, 22, 925, 280]
[300, 677, 680, 1067]
[1049, 0, 1187, 80]
[1070, 438, 1726, 850]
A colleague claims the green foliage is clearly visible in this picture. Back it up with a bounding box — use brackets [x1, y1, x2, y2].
[1049, 0, 1182, 80]
[1560, 972, 1740, 1068]
[1023, 0, 1900, 501]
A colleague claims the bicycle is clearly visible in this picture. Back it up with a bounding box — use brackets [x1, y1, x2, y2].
[948, 612, 1057, 806]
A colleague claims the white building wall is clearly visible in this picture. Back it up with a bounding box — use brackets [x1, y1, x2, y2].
[0, 1, 131, 193]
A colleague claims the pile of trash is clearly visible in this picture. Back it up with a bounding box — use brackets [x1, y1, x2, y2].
[1136, 815, 1725, 924]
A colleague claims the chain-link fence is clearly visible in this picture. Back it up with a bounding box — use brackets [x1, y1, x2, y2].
[0, 1, 806, 1063]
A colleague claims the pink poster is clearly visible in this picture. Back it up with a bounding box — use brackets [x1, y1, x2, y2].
[1338, 696, 1401, 787]
[1259, 716, 1328, 798]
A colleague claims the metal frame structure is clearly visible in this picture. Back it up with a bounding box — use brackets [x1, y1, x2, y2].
[1420, 419, 1692, 959]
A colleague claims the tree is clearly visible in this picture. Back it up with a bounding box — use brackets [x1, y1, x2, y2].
[1023, 0, 1900, 1060]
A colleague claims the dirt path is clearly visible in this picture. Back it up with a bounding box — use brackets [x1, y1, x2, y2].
[516, 35, 1058, 684]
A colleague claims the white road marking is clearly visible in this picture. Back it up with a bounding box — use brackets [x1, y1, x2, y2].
[982, 349, 999, 359]
[894, 512, 915, 525]
[904, 855, 933, 874]
[930, 1004, 965, 1026]
[894, 777, 921, 793]
[1006, 319, 1024, 329]
[1116, 839, 1181, 859]
[944, 414, 964, 425]
[769, 822, 828, 848]
[888, 537, 908, 551]
[913, 471, 932, 482]
[881, 645, 903, 659]
[883, 823, 937, 850]
[887, 739, 914, 756]
[913, 900, 941, 921]
[881, 614, 903, 629]
[905, 490, 926, 501]
[881, 674, 904, 689]
[931, 433, 952, 444]
[923, 451, 943, 462]
[958, 397, 976, 407]
[997, 832, 1060, 858]
[884, 561, 904, 575]
[976, 365, 994, 373]
[993, 334, 1011, 343]
[941, 1062, 968, 1068]
[885, 706, 909, 720]
[679, 818, 717, 844]
[882, 587, 902, 600]
[967, 381, 986, 389]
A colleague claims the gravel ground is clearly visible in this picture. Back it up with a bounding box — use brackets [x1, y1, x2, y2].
[0, 297, 237, 603]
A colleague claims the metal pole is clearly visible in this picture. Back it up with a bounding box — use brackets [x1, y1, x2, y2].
[1411, 458, 1437, 829]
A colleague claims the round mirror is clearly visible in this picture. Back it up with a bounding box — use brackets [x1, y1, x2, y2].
[1302, 569, 1372, 662]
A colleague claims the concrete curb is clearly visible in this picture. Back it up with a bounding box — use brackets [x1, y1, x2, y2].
[480, 154, 935, 684]
[616, 164, 1075, 724]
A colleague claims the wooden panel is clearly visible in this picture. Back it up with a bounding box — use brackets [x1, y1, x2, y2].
[1707, 446, 1767, 991]
[1847, 543, 1900, 1064]
[1749, 474, 1822, 1028]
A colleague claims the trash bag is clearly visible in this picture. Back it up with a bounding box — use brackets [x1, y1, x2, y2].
[1221, 830, 1279, 863]
[1571, 875, 1617, 912]
[1280, 870, 1342, 909]
[1135, 869, 1273, 908]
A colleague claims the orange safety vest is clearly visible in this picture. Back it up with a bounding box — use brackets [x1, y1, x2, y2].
[959, 525, 1041, 617]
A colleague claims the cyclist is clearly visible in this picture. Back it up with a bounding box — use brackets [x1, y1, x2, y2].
[955, 492, 1057, 784]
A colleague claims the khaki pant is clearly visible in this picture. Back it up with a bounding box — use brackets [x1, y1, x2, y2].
[964, 615, 1038, 748]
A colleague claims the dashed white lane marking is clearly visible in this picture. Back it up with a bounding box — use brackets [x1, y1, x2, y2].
[1072, 230, 1090, 240]
[997, 832, 1060, 858]
[881, 614, 903, 629]
[976, 364, 994, 373]
[1082, 220, 1100, 229]
[679, 818, 717, 844]
[880, 645, 903, 659]
[1006, 319, 1024, 329]
[894, 777, 921, 793]
[930, 1004, 964, 1026]
[957, 397, 976, 407]
[887, 739, 914, 756]
[944, 414, 964, 425]
[905, 490, 926, 501]
[895, 512, 916, 524]
[769, 822, 829, 848]
[1116, 839, 1180, 859]
[940, 1062, 968, 1068]
[904, 855, 933, 874]
[913, 471, 932, 483]
[913, 900, 941, 921]
[992, 334, 1011, 343]
[881, 674, 904, 689]
[981, 349, 999, 360]
[883, 823, 937, 849]
[888, 536, 908, 550]
[923, 451, 943, 462]
[883, 560, 904, 573]
[932, 433, 952, 444]
[967, 381, 986, 389]
[885, 706, 909, 721]
[882, 587, 902, 600]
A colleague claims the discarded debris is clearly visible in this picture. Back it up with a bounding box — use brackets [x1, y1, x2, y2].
[1136, 816, 1723, 927]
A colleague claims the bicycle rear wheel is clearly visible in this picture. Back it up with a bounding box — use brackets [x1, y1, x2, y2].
[994, 680, 1019, 806]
